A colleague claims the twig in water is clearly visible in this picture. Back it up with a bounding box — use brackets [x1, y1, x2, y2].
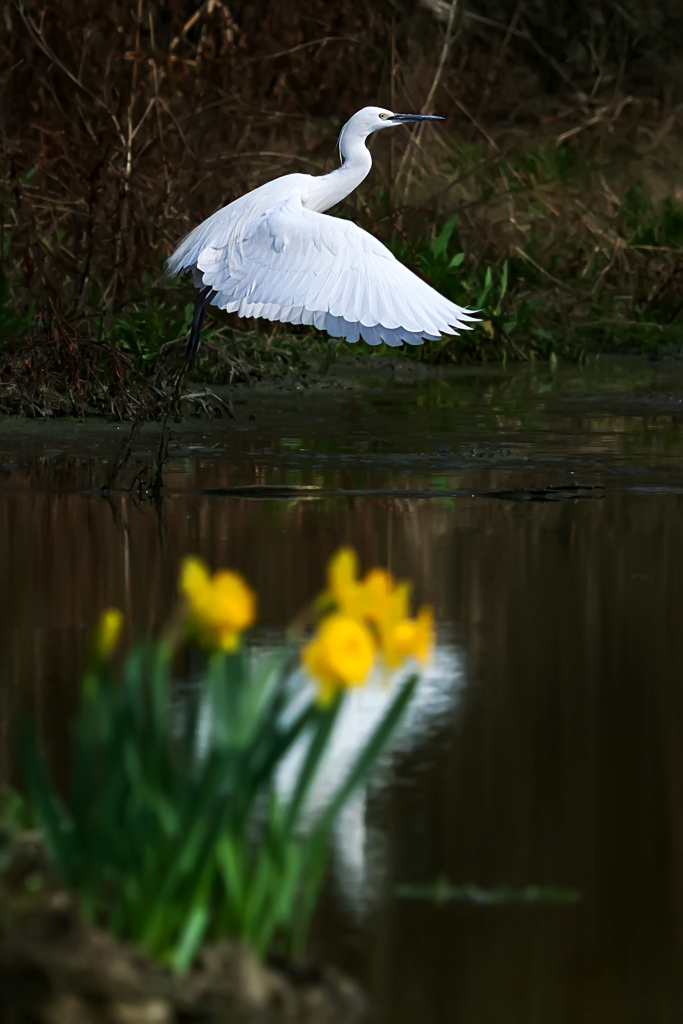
[101, 418, 143, 494]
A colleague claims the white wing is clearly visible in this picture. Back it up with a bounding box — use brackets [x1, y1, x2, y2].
[191, 195, 477, 347]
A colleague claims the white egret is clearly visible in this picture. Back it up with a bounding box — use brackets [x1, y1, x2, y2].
[166, 106, 477, 362]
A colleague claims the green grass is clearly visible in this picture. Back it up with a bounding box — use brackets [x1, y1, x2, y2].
[380, 171, 683, 363]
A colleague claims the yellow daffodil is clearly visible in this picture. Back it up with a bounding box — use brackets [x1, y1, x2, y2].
[379, 605, 435, 669]
[210, 570, 257, 649]
[179, 556, 256, 650]
[327, 552, 410, 624]
[363, 568, 410, 626]
[326, 547, 367, 618]
[303, 613, 375, 705]
[304, 549, 436, 699]
[93, 607, 124, 659]
[314, 549, 435, 677]
[412, 606, 435, 664]
[179, 557, 212, 606]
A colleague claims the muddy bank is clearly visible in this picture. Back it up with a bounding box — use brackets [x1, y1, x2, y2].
[0, 837, 365, 1024]
[1, 905, 364, 1024]
[0, 349, 472, 421]
[1, 353, 683, 454]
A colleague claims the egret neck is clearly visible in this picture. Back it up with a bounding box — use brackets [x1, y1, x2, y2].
[304, 122, 373, 213]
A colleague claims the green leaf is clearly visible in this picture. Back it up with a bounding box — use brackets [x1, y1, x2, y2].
[432, 216, 458, 258]
[284, 698, 341, 833]
[313, 675, 418, 837]
[20, 726, 74, 880]
[173, 904, 210, 973]
[499, 260, 509, 301]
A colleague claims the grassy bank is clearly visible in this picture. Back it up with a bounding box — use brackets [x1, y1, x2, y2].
[385, 133, 683, 363]
[5, 127, 683, 413]
[3, 133, 683, 410]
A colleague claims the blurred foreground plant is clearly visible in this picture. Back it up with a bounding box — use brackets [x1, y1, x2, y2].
[20, 550, 430, 971]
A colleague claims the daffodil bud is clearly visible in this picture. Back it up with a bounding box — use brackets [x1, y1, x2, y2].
[93, 608, 124, 659]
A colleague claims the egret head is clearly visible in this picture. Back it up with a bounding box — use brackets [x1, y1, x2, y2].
[339, 106, 443, 159]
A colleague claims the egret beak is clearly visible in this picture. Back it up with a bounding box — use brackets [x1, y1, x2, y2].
[389, 113, 444, 122]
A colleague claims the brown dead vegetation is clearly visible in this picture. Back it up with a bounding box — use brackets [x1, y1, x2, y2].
[1, 0, 683, 413]
[2, 0, 681, 307]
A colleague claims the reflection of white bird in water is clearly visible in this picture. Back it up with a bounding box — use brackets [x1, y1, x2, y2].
[166, 106, 477, 363]
[276, 638, 466, 915]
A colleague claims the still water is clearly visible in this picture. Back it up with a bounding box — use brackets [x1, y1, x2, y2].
[3, 357, 683, 1022]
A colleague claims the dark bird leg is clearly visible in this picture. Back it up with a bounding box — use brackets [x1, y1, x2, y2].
[186, 286, 214, 367]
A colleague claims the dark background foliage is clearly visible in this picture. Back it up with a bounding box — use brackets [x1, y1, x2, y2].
[2, 0, 681, 309]
[1, 0, 683, 407]
[466, 0, 683, 93]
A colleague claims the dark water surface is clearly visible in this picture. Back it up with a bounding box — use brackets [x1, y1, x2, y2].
[3, 357, 683, 1022]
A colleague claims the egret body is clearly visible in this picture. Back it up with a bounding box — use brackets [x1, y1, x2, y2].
[166, 107, 476, 361]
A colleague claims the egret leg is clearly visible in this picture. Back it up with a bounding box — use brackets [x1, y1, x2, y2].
[186, 286, 214, 367]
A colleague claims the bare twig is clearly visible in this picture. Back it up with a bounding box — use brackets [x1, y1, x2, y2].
[15, 2, 126, 145]
[236, 36, 361, 67]
[445, 87, 499, 151]
[397, 0, 459, 193]
[514, 246, 574, 291]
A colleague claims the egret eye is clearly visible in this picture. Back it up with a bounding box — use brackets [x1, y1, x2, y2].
[379, 113, 389, 120]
